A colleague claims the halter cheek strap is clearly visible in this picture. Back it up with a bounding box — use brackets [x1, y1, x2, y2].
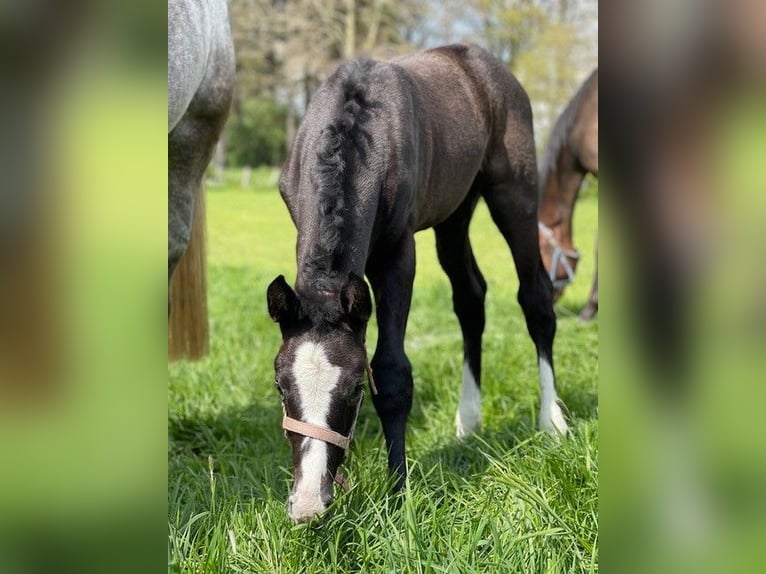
[539, 222, 581, 288]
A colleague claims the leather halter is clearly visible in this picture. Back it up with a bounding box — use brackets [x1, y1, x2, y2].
[281, 361, 377, 491]
[282, 383, 364, 452]
[539, 222, 581, 289]
[282, 416, 353, 451]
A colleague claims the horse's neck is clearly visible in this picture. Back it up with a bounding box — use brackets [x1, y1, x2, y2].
[294, 194, 377, 292]
[538, 159, 586, 243]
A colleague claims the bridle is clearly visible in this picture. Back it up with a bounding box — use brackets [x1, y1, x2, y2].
[281, 361, 377, 492]
[539, 221, 580, 289]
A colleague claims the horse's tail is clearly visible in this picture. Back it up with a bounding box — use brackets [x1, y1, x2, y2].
[168, 190, 209, 361]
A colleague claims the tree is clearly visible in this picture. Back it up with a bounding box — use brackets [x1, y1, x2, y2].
[224, 0, 426, 167]
[422, 0, 597, 148]
[221, 0, 597, 167]
[227, 98, 288, 168]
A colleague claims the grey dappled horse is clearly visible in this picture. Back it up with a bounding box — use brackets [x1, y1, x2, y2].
[168, 0, 234, 283]
[538, 70, 598, 320]
[267, 44, 569, 523]
[168, 0, 234, 355]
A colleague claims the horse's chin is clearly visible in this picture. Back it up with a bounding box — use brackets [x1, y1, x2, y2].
[287, 481, 335, 523]
[287, 493, 331, 523]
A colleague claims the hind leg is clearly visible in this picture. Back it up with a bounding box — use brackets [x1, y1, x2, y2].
[434, 191, 487, 438]
[168, 116, 211, 282]
[367, 235, 416, 490]
[483, 177, 569, 436]
[168, 102, 230, 318]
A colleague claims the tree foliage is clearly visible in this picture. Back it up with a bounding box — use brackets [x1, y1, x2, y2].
[223, 0, 597, 167]
[226, 98, 288, 168]
[440, 0, 598, 147]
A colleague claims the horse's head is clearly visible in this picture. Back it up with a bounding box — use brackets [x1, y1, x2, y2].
[266, 273, 372, 523]
[539, 222, 581, 301]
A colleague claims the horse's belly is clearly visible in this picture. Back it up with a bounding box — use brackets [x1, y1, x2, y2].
[414, 152, 485, 230]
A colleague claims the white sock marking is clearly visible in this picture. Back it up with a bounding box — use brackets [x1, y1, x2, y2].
[455, 361, 482, 439]
[538, 357, 569, 437]
[288, 341, 341, 521]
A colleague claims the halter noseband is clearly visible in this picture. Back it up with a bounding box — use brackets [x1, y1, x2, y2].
[539, 221, 580, 289]
[282, 416, 354, 451]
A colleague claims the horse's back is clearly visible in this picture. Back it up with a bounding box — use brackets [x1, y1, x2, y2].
[572, 70, 598, 175]
[282, 44, 539, 242]
[168, 0, 234, 131]
[393, 44, 532, 126]
[391, 44, 537, 227]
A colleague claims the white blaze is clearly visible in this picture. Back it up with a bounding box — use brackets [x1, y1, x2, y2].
[538, 357, 569, 437]
[288, 341, 341, 522]
[455, 361, 482, 439]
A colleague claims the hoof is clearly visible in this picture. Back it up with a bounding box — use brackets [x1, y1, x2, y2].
[539, 398, 569, 438]
[455, 409, 481, 439]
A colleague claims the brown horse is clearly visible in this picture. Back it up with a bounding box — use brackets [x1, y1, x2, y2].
[267, 44, 568, 522]
[538, 69, 598, 320]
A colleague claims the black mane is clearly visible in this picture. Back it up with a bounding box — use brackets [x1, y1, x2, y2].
[538, 69, 598, 189]
[298, 59, 376, 324]
[304, 59, 376, 294]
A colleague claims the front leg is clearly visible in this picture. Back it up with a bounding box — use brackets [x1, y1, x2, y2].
[367, 235, 416, 491]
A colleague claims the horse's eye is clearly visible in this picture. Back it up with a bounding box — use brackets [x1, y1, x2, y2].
[274, 379, 285, 397]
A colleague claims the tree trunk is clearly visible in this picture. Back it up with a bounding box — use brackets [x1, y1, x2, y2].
[344, 0, 356, 59]
[363, 0, 385, 52]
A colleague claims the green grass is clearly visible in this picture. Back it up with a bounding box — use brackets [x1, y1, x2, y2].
[169, 175, 598, 573]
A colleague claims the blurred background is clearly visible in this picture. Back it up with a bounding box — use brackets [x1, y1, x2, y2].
[1, 0, 766, 572]
[2, 3, 599, 572]
[599, 1, 766, 572]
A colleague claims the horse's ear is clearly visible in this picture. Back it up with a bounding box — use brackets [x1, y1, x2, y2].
[267, 275, 301, 332]
[341, 272, 372, 331]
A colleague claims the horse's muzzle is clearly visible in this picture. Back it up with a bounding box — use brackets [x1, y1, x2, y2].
[287, 485, 334, 523]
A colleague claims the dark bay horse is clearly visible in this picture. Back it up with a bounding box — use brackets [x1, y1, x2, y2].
[167, 0, 235, 358]
[267, 44, 568, 522]
[538, 69, 598, 320]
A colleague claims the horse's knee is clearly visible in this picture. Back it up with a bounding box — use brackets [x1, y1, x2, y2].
[518, 280, 553, 316]
[370, 357, 413, 418]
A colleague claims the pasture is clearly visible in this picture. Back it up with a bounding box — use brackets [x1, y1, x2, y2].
[168, 169, 598, 573]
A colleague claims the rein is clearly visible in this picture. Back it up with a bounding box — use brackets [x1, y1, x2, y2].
[539, 222, 580, 289]
[282, 359, 377, 492]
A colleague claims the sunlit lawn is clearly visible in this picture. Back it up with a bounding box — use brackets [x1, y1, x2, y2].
[169, 170, 598, 573]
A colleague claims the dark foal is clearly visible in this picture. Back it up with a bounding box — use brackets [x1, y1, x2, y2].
[268, 44, 568, 523]
[538, 69, 599, 320]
